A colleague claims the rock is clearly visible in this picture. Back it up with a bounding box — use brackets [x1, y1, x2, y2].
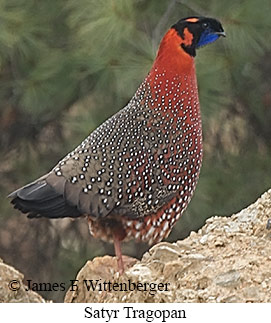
[1, 189, 271, 303]
[0, 258, 45, 303]
[64, 255, 137, 303]
[214, 270, 241, 287]
[65, 189, 271, 303]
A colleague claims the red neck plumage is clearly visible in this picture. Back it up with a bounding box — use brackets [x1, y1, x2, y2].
[143, 28, 200, 130]
[148, 28, 196, 84]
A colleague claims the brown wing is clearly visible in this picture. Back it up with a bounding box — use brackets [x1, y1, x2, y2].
[10, 83, 184, 219]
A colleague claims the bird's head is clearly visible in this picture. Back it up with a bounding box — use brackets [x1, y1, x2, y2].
[151, 16, 225, 77]
[172, 16, 225, 57]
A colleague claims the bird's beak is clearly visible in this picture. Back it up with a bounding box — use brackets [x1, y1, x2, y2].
[216, 31, 226, 37]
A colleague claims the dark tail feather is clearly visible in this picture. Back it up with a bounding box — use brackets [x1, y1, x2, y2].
[8, 178, 81, 219]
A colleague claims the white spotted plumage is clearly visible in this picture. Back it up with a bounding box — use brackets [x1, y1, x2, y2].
[51, 65, 202, 244]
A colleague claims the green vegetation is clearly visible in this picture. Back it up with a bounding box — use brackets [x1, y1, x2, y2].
[0, 0, 270, 301]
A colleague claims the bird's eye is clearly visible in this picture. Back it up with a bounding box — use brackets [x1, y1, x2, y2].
[202, 22, 209, 29]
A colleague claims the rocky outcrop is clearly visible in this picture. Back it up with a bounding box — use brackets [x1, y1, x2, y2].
[65, 189, 271, 303]
[1, 190, 270, 302]
[0, 259, 45, 303]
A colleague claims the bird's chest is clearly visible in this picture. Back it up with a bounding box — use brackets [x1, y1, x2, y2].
[115, 92, 203, 216]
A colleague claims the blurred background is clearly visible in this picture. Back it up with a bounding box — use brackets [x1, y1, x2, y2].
[0, 0, 270, 302]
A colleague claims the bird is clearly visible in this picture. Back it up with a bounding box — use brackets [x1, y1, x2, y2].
[9, 16, 225, 274]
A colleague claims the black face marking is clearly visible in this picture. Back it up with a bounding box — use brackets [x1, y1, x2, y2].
[172, 17, 225, 56]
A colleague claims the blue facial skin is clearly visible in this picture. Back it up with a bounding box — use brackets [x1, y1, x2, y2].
[197, 30, 220, 48]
